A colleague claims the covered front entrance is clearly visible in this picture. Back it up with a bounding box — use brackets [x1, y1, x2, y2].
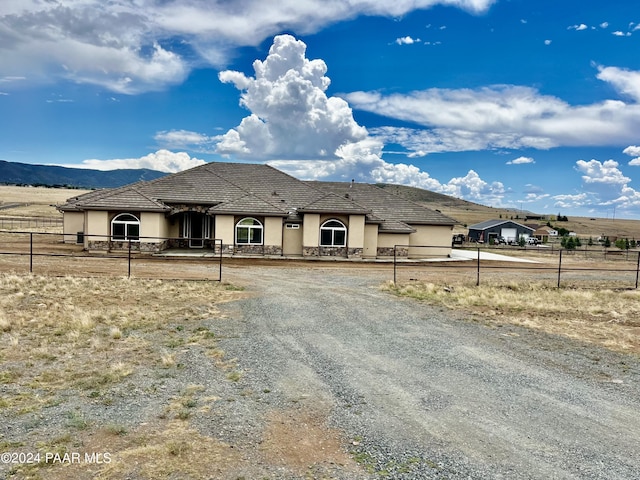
[182, 212, 212, 248]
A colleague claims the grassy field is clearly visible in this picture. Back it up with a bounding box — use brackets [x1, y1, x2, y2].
[0, 186, 90, 226]
[0, 274, 245, 479]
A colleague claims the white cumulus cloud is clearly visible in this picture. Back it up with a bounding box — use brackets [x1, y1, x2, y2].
[76, 150, 206, 173]
[507, 156, 535, 165]
[215, 34, 374, 162]
[395, 36, 421, 45]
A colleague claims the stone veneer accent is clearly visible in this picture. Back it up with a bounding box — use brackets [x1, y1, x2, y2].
[233, 244, 283, 256]
[377, 247, 408, 257]
[87, 240, 168, 253]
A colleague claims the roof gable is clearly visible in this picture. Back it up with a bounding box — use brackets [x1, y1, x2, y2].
[469, 219, 535, 232]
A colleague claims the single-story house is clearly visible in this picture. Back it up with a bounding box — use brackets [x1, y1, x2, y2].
[467, 219, 535, 244]
[533, 225, 558, 242]
[58, 162, 457, 259]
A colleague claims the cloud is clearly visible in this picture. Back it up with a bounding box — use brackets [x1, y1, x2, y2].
[544, 39, 552, 45]
[600, 22, 609, 29]
[623, 145, 640, 165]
[596, 66, 640, 102]
[395, 36, 421, 45]
[568, 24, 588, 31]
[0, 0, 496, 94]
[571, 159, 640, 210]
[613, 31, 631, 37]
[507, 156, 535, 165]
[74, 149, 206, 173]
[154, 129, 217, 152]
[344, 66, 640, 155]
[215, 34, 373, 162]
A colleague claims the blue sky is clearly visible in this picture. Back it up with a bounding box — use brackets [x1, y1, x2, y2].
[2, 0, 640, 219]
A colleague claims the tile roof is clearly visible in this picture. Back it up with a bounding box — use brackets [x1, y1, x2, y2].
[58, 163, 459, 229]
[310, 181, 457, 228]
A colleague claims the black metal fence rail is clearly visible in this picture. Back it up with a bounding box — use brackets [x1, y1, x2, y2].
[394, 245, 640, 289]
[0, 231, 223, 281]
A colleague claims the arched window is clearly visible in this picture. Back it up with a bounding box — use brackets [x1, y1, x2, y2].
[320, 219, 347, 247]
[111, 213, 140, 241]
[236, 217, 263, 245]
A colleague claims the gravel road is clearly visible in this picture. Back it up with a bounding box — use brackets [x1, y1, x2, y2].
[206, 262, 640, 479]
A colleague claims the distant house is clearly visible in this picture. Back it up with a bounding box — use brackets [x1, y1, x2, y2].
[468, 219, 535, 243]
[57, 162, 458, 259]
[534, 225, 558, 242]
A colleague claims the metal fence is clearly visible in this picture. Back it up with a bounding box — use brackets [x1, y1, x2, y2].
[0, 231, 223, 281]
[393, 244, 640, 289]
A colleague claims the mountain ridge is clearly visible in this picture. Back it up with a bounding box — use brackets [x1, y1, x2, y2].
[0, 160, 167, 189]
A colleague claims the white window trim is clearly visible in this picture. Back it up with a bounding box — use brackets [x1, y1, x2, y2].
[111, 213, 140, 242]
[320, 219, 347, 247]
[235, 217, 264, 245]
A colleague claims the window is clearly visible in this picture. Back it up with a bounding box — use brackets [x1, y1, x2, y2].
[320, 219, 346, 247]
[236, 217, 263, 244]
[111, 213, 140, 241]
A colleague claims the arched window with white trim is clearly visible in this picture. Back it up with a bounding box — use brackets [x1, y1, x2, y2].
[111, 213, 140, 241]
[236, 217, 263, 245]
[320, 219, 347, 247]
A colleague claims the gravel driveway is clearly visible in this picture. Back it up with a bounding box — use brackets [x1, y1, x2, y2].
[207, 262, 640, 479]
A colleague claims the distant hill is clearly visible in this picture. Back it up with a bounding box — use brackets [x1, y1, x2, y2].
[0, 160, 167, 189]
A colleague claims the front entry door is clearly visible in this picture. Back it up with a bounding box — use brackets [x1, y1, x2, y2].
[183, 213, 210, 248]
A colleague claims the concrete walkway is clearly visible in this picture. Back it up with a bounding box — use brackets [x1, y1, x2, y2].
[450, 248, 540, 263]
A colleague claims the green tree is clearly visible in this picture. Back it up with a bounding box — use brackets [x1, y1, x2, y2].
[575, 237, 582, 248]
[615, 238, 626, 250]
[588, 237, 594, 246]
[565, 236, 576, 250]
[604, 237, 611, 248]
[519, 235, 526, 247]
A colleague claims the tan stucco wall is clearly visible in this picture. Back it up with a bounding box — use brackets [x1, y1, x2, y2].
[378, 232, 409, 249]
[215, 215, 234, 246]
[86, 210, 109, 244]
[62, 212, 84, 243]
[283, 223, 303, 256]
[140, 212, 168, 243]
[408, 225, 453, 258]
[363, 224, 378, 258]
[264, 217, 283, 247]
[303, 213, 320, 248]
[347, 214, 365, 249]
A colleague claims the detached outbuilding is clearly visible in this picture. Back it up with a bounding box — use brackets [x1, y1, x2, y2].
[468, 219, 535, 244]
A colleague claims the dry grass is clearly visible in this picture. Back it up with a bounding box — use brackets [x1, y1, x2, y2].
[386, 280, 640, 355]
[0, 274, 241, 412]
[0, 186, 90, 205]
[0, 273, 245, 478]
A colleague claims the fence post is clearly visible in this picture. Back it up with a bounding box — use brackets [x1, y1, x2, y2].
[30, 232, 33, 274]
[476, 247, 480, 286]
[557, 249, 563, 288]
[636, 251, 640, 289]
[128, 240, 132, 278]
[393, 246, 397, 285]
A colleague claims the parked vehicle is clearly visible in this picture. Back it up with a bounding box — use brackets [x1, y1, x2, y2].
[527, 237, 540, 245]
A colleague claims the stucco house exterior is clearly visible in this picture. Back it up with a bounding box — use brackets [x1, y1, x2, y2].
[58, 162, 457, 259]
